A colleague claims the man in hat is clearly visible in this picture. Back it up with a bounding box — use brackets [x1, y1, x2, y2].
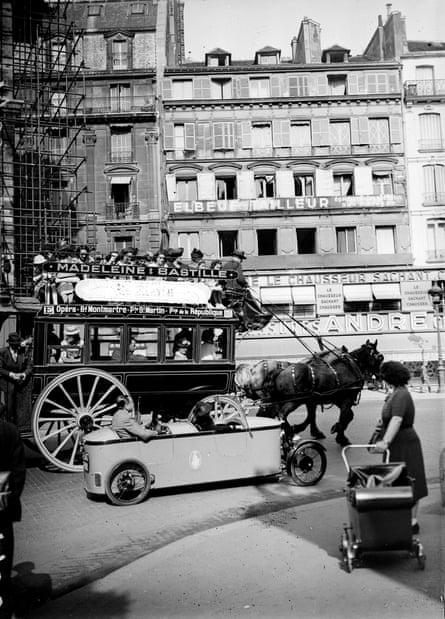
[60, 325, 84, 363]
[0, 333, 33, 425]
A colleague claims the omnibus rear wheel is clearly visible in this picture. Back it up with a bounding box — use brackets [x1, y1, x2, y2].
[32, 368, 132, 472]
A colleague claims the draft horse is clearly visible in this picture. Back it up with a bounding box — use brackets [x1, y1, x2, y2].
[235, 340, 383, 446]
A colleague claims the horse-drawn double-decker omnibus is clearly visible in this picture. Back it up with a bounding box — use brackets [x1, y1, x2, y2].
[23, 262, 242, 472]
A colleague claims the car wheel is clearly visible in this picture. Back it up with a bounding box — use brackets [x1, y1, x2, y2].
[105, 461, 151, 506]
[286, 441, 327, 486]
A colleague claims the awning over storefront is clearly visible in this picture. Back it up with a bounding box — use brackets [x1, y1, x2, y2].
[343, 284, 373, 302]
[109, 176, 132, 184]
[260, 286, 292, 304]
[372, 283, 401, 300]
[291, 286, 316, 305]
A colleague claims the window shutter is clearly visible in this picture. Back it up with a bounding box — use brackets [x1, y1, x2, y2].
[165, 174, 177, 201]
[354, 166, 373, 195]
[213, 123, 224, 149]
[351, 117, 369, 144]
[315, 74, 327, 96]
[193, 77, 211, 98]
[225, 122, 234, 148]
[239, 121, 252, 148]
[280, 76, 289, 97]
[272, 119, 290, 147]
[389, 116, 402, 144]
[315, 169, 334, 196]
[388, 73, 399, 93]
[233, 76, 250, 98]
[312, 118, 329, 146]
[237, 170, 255, 199]
[162, 78, 172, 99]
[184, 123, 196, 150]
[197, 123, 211, 153]
[276, 170, 294, 198]
[197, 172, 216, 200]
[271, 75, 281, 97]
[348, 74, 358, 95]
[163, 122, 174, 150]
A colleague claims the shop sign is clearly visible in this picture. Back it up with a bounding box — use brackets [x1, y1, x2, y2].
[41, 304, 229, 318]
[400, 281, 432, 312]
[316, 284, 343, 315]
[170, 195, 404, 215]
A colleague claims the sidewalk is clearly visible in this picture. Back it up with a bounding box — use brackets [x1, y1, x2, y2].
[25, 483, 443, 619]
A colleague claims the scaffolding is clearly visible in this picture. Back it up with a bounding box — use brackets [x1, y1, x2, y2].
[0, 0, 88, 304]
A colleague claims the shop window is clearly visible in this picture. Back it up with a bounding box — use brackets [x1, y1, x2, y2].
[257, 229, 277, 255]
[218, 230, 238, 257]
[296, 228, 316, 254]
[336, 227, 356, 253]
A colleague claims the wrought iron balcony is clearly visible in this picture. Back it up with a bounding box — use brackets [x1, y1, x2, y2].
[418, 139, 445, 151]
[109, 151, 134, 163]
[105, 202, 140, 221]
[405, 80, 445, 100]
[84, 96, 155, 114]
[427, 248, 445, 260]
[423, 192, 445, 206]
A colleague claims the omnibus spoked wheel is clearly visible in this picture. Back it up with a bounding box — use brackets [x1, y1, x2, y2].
[32, 368, 133, 472]
[189, 395, 245, 426]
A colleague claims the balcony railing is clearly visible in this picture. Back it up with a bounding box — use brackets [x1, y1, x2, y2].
[427, 249, 445, 260]
[105, 202, 140, 221]
[423, 192, 445, 206]
[109, 151, 134, 163]
[418, 139, 444, 151]
[84, 96, 155, 114]
[405, 79, 445, 99]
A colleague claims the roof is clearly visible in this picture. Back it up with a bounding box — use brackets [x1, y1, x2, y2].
[323, 44, 351, 52]
[407, 40, 445, 52]
[206, 48, 231, 56]
[66, 2, 157, 32]
[256, 46, 281, 53]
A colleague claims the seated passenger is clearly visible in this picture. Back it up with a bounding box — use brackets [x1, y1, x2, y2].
[111, 395, 168, 441]
[60, 325, 84, 363]
[200, 329, 216, 361]
[173, 336, 192, 361]
[189, 402, 215, 432]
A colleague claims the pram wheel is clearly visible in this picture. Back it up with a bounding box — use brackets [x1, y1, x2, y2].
[286, 441, 327, 486]
[340, 526, 357, 573]
[412, 540, 426, 570]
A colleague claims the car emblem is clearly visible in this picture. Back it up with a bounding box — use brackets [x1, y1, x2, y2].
[189, 450, 202, 470]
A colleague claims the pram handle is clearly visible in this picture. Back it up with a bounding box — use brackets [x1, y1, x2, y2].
[341, 444, 389, 473]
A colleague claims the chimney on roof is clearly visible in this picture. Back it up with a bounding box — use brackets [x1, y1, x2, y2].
[378, 15, 383, 27]
[291, 36, 298, 62]
[386, 4, 392, 17]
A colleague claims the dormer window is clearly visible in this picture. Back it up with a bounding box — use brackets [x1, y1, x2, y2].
[255, 47, 281, 65]
[88, 4, 102, 16]
[205, 48, 231, 67]
[322, 45, 350, 64]
[131, 2, 146, 14]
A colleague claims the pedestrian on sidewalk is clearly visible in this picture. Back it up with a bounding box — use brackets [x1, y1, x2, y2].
[0, 333, 33, 425]
[373, 361, 428, 534]
[420, 361, 432, 393]
[0, 418, 26, 619]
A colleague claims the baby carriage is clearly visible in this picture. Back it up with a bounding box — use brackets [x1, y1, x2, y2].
[339, 445, 426, 572]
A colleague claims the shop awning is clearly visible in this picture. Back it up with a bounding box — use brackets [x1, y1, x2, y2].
[343, 284, 373, 302]
[291, 286, 316, 305]
[372, 283, 401, 300]
[260, 286, 292, 304]
[109, 176, 132, 184]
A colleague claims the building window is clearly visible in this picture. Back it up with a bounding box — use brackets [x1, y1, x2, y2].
[213, 122, 234, 150]
[369, 118, 390, 153]
[178, 232, 200, 259]
[110, 127, 132, 162]
[110, 84, 131, 112]
[109, 178, 132, 219]
[50, 92, 67, 116]
[427, 221, 445, 260]
[131, 2, 146, 14]
[255, 174, 275, 198]
[327, 74, 347, 95]
[112, 39, 128, 70]
[336, 227, 356, 253]
[375, 226, 395, 254]
[296, 228, 316, 254]
[114, 236, 134, 251]
[290, 122, 311, 154]
[330, 121, 351, 154]
[333, 173, 354, 197]
[294, 174, 314, 197]
[173, 124, 195, 151]
[88, 4, 102, 15]
[216, 176, 237, 200]
[258, 54, 278, 65]
[252, 122, 272, 149]
[289, 75, 310, 97]
[419, 114, 443, 150]
[257, 229, 277, 255]
[423, 165, 445, 205]
[372, 170, 393, 195]
[415, 65, 435, 95]
[218, 230, 238, 257]
[210, 78, 232, 99]
[249, 78, 270, 97]
[50, 39, 67, 71]
[171, 80, 193, 99]
[176, 178, 198, 201]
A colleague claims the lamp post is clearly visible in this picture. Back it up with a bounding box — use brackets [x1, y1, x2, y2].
[428, 284, 445, 393]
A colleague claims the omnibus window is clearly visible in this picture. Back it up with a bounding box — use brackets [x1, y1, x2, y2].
[89, 326, 122, 361]
[59, 324, 85, 364]
[128, 327, 159, 361]
[47, 323, 63, 364]
[200, 327, 229, 361]
[166, 327, 194, 361]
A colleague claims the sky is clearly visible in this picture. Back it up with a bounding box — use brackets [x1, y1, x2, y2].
[183, 0, 444, 61]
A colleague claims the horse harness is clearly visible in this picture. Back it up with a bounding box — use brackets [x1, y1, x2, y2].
[290, 352, 364, 397]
